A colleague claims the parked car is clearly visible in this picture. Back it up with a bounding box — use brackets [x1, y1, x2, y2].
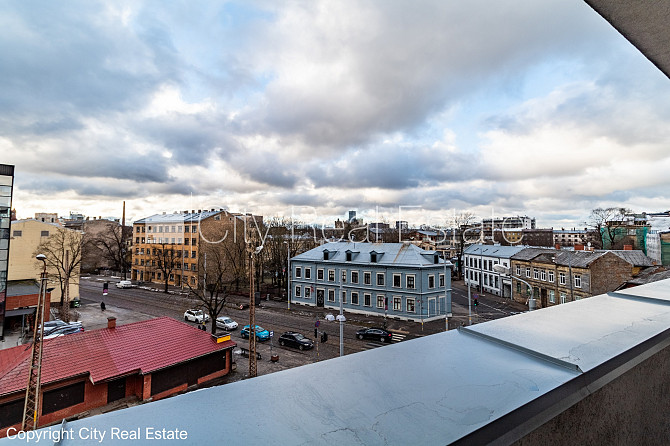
[44, 324, 84, 340]
[240, 325, 271, 341]
[356, 327, 393, 343]
[216, 316, 238, 330]
[184, 309, 210, 323]
[39, 320, 83, 333]
[116, 280, 134, 288]
[278, 332, 314, 350]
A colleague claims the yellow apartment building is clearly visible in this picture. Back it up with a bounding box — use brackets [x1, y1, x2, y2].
[131, 209, 262, 289]
[9, 219, 81, 305]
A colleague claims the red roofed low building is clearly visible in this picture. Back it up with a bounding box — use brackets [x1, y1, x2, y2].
[0, 316, 236, 437]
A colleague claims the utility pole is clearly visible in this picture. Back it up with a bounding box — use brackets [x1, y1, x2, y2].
[22, 255, 48, 431]
[247, 243, 263, 378]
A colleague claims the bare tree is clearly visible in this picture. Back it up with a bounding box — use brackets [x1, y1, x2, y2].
[449, 212, 477, 280]
[588, 207, 632, 249]
[33, 227, 83, 320]
[188, 237, 231, 334]
[149, 243, 181, 293]
[84, 222, 132, 277]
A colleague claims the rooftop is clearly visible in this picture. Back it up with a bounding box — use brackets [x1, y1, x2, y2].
[292, 242, 449, 267]
[0, 317, 235, 398]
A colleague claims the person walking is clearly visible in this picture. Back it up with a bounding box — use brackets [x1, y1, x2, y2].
[101, 301, 106, 311]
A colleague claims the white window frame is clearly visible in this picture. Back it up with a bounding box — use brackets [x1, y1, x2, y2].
[392, 273, 402, 288]
[574, 274, 581, 288]
[559, 272, 566, 285]
[548, 271, 554, 283]
[377, 273, 385, 286]
[393, 296, 402, 311]
[549, 290, 555, 303]
[328, 289, 335, 302]
[295, 266, 302, 279]
[351, 292, 359, 305]
[516, 264, 521, 275]
[541, 270, 546, 281]
[407, 298, 416, 313]
[341, 290, 347, 304]
[560, 292, 567, 304]
[317, 269, 324, 281]
[364, 293, 371, 307]
[295, 286, 301, 297]
[526, 267, 531, 278]
[364, 271, 371, 285]
[328, 269, 335, 282]
[439, 274, 445, 287]
[351, 270, 359, 284]
[377, 295, 385, 308]
[305, 268, 311, 279]
[305, 287, 311, 298]
[406, 274, 416, 290]
[533, 268, 539, 279]
[428, 275, 435, 289]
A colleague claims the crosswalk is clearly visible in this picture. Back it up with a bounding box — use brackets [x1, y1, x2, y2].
[361, 331, 407, 350]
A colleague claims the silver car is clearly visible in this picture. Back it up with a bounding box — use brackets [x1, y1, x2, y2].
[216, 316, 238, 330]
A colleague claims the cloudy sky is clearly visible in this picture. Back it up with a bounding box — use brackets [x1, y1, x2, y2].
[2, 0, 669, 227]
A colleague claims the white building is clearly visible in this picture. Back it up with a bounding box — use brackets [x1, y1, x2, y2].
[464, 244, 526, 298]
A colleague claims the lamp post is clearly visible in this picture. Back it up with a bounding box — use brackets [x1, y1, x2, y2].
[493, 264, 535, 311]
[443, 255, 452, 331]
[285, 241, 291, 310]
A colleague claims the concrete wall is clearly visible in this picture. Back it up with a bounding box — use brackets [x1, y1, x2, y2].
[513, 343, 670, 445]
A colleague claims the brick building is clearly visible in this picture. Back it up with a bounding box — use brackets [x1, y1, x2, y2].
[0, 317, 235, 437]
[510, 248, 653, 308]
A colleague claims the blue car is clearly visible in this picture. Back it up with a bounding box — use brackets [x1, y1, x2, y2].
[241, 325, 271, 341]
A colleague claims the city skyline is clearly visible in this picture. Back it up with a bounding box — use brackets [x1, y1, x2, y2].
[2, 1, 669, 227]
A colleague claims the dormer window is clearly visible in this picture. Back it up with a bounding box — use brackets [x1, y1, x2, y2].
[370, 253, 377, 263]
[323, 250, 329, 261]
[434, 254, 439, 264]
[346, 252, 352, 261]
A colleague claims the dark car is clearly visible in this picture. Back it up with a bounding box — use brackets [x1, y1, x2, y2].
[356, 327, 393, 343]
[279, 332, 314, 350]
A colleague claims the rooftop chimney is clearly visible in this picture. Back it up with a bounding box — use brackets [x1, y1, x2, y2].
[107, 317, 116, 329]
[555, 244, 561, 250]
[575, 244, 584, 251]
[624, 244, 633, 251]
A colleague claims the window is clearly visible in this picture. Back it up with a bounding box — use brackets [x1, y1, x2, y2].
[191, 251, 196, 258]
[364, 293, 371, 306]
[533, 268, 539, 279]
[351, 292, 359, 305]
[377, 295, 385, 308]
[305, 268, 311, 279]
[526, 267, 531, 278]
[191, 238, 196, 245]
[377, 273, 385, 286]
[574, 274, 581, 288]
[549, 290, 555, 303]
[407, 298, 415, 313]
[341, 271, 347, 283]
[393, 274, 401, 288]
[439, 274, 445, 287]
[559, 272, 566, 285]
[191, 264, 196, 271]
[40, 230, 49, 237]
[295, 286, 301, 297]
[42, 382, 85, 415]
[548, 271, 554, 282]
[328, 270, 335, 282]
[541, 270, 546, 281]
[393, 296, 401, 311]
[560, 292, 567, 304]
[370, 253, 378, 263]
[517, 282, 521, 294]
[346, 252, 352, 261]
[428, 275, 435, 288]
[328, 289, 335, 302]
[305, 287, 311, 298]
[158, 226, 163, 233]
[406, 275, 415, 289]
[317, 269, 324, 280]
[484, 275, 489, 286]
[342, 291, 346, 304]
[516, 265, 521, 275]
[364, 272, 371, 285]
[351, 271, 359, 283]
[12, 230, 21, 237]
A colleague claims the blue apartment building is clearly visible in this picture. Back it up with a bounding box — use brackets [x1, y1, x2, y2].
[290, 242, 452, 322]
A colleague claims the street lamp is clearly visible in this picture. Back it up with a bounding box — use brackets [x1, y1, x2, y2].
[493, 264, 535, 311]
[284, 241, 291, 310]
[443, 255, 452, 331]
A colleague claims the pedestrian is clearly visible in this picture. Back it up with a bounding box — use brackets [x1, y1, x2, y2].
[100, 301, 106, 311]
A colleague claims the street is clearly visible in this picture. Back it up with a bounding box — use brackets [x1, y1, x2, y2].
[78, 276, 527, 382]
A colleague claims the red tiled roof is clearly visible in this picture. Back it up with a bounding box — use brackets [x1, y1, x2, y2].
[0, 317, 235, 397]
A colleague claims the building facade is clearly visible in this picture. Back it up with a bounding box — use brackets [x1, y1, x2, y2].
[131, 210, 262, 288]
[290, 242, 452, 322]
[509, 248, 652, 308]
[0, 164, 14, 341]
[463, 244, 527, 298]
